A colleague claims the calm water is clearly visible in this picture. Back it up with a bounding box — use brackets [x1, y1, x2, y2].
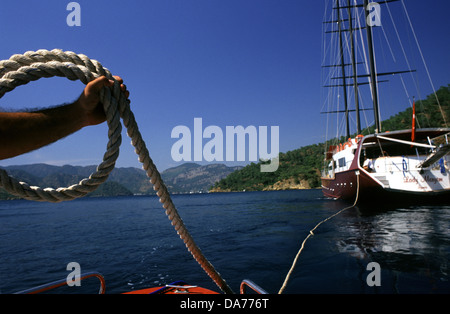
[0, 190, 449, 294]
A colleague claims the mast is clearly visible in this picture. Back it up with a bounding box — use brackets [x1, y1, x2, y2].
[347, 0, 361, 134]
[323, 0, 412, 136]
[336, 0, 350, 139]
[364, 0, 381, 133]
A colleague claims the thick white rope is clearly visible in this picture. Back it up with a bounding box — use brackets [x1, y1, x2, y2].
[0, 49, 233, 294]
[278, 172, 360, 294]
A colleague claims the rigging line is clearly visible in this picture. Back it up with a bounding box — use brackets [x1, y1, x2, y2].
[321, 13, 341, 109]
[360, 0, 382, 130]
[351, 10, 371, 131]
[385, 0, 427, 128]
[357, 91, 371, 130]
[334, 5, 341, 140]
[399, 75, 425, 128]
[278, 172, 360, 294]
[370, 22, 382, 131]
[400, 0, 448, 127]
[355, 0, 376, 132]
[355, 1, 371, 91]
[385, 3, 417, 87]
[321, 0, 332, 68]
[322, 2, 332, 142]
[379, 10, 396, 63]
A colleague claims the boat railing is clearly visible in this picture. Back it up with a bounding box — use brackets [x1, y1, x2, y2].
[14, 271, 106, 294]
[239, 279, 268, 294]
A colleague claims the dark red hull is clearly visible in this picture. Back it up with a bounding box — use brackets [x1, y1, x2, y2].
[321, 129, 450, 206]
[321, 167, 383, 202]
[322, 170, 450, 206]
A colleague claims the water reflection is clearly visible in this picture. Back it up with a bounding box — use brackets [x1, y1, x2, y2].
[331, 201, 450, 292]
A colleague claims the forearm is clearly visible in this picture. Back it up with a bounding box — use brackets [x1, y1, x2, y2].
[0, 103, 86, 160]
[0, 75, 128, 160]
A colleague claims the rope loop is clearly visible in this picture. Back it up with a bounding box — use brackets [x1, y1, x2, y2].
[0, 49, 233, 294]
[0, 49, 120, 202]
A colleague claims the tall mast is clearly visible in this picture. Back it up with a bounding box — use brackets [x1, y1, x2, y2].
[347, 0, 361, 134]
[336, 0, 350, 139]
[323, 0, 410, 135]
[364, 0, 381, 133]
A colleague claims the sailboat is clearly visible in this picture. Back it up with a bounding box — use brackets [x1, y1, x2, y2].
[320, 0, 450, 205]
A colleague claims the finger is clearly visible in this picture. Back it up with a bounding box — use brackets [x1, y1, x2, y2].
[113, 75, 123, 85]
[88, 76, 113, 92]
[110, 76, 128, 98]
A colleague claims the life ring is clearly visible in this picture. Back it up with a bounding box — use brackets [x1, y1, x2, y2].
[356, 134, 364, 143]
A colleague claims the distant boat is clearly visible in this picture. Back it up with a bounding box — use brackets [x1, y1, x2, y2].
[320, 0, 450, 204]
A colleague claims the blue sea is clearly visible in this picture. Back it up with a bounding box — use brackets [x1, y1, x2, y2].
[0, 190, 449, 294]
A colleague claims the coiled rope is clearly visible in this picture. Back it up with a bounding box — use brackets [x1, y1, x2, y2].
[0, 49, 234, 294]
[278, 171, 360, 294]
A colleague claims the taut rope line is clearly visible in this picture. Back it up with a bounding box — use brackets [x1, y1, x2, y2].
[0, 49, 234, 294]
[278, 172, 360, 294]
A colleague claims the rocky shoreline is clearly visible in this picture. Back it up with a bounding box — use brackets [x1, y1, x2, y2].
[209, 178, 311, 193]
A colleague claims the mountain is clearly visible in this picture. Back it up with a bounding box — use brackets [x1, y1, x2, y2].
[162, 163, 243, 193]
[0, 163, 243, 200]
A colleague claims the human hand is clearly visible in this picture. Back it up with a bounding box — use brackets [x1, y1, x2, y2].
[76, 75, 130, 127]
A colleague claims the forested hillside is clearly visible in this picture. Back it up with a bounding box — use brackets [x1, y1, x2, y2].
[211, 85, 450, 192]
[210, 143, 324, 192]
[363, 84, 449, 134]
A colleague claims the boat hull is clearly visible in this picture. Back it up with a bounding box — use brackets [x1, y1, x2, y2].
[321, 170, 450, 206]
[321, 167, 383, 202]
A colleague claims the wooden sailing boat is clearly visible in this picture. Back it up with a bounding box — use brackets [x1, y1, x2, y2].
[320, 0, 450, 205]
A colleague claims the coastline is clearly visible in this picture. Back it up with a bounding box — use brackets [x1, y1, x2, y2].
[209, 178, 311, 193]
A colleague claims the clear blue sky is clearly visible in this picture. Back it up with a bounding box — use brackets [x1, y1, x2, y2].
[1, 0, 449, 171]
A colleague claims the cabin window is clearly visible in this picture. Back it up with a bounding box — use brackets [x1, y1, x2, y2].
[338, 157, 346, 168]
